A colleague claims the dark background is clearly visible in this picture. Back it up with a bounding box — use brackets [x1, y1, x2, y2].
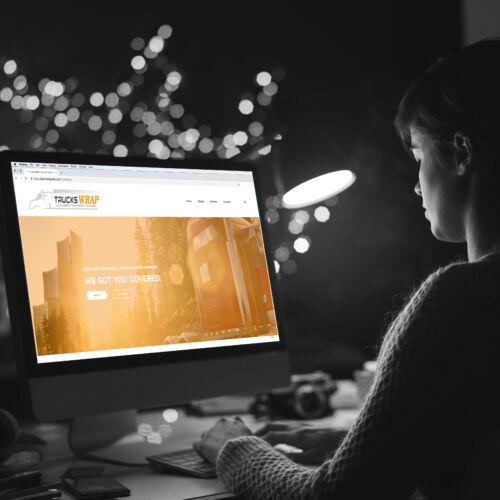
[0, 3, 466, 384]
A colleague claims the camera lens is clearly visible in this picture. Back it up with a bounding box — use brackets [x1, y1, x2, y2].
[293, 384, 327, 419]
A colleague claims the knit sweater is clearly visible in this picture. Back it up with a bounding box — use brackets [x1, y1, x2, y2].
[216, 254, 500, 499]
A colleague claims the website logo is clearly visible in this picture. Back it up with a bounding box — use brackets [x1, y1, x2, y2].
[29, 189, 100, 210]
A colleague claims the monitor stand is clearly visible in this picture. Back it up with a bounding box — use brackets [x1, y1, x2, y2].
[67, 410, 152, 466]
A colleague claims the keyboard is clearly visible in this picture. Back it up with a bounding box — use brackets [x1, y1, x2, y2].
[146, 448, 217, 478]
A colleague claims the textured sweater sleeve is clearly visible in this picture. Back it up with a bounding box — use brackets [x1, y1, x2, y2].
[216, 262, 476, 499]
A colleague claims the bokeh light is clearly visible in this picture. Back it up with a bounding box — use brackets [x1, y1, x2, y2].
[294, 210, 310, 224]
[169, 103, 184, 118]
[54, 96, 69, 111]
[13, 75, 27, 91]
[158, 24, 173, 39]
[314, 206, 331, 222]
[102, 130, 117, 145]
[225, 147, 240, 158]
[248, 121, 264, 136]
[149, 36, 165, 53]
[131, 55, 146, 71]
[108, 108, 123, 124]
[44, 81, 64, 97]
[41, 94, 54, 107]
[117, 82, 133, 97]
[238, 99, 254, 115]
[46, 129, 59, 144]
[161, 121, 174, 135]
[288, 220, 303, 234]
[166, 71, 182, 86]
[131, 37, 145, 51]
[265, 209, 279, 224]
[0, 88, 13, 102]
[199, 138, 214, 153]
[162, 408, 179, 423]
[223, 134, 236, 149]
[233, 131, 248, 146]
[10, 96, 22, 109]
[67, 108, 80, 122]
[88, 115, 103, 131]
[293, 236, 311, 254]
[3, 60, 17, 76]
[147, 121, 161, 135]
[105, 92, 119, 108]
[54, 113, 68, 127]
[167, 133, 180, 149]
[90, 92, 104, 107]
[158, 96, 170, 109]
[275, 246, 290, 262]
[149, 139, 164, 154]
[26, 96, 40, 110]
[263, 82, 278, 96]
[113, 144, 128, 157]
[142, 111, 155, 124]
[256, 71, 272, 86]
[71, 93, 85, 107]
[257, 92, 272, 106]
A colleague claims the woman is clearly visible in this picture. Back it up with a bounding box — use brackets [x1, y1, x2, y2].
[193, 39, 500, 499]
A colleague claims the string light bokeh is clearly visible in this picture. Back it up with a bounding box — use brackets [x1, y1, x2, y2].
[0, 23, 338, 276]
[0, 24, 284, 161]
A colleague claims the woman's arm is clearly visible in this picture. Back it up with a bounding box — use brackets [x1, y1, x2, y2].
[215, 263, 475, 499]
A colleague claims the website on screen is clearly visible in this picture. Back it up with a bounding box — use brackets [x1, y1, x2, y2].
[11, 162, 279, 364]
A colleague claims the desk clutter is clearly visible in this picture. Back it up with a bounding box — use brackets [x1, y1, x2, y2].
[0, 463, 130, 499]
[0, 470, 60, 499]
[186, 371, 338, 420]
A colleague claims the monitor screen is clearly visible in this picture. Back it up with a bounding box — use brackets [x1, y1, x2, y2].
[0, 151, 290, 422]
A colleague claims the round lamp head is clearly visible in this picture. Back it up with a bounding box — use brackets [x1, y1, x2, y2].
[281, 170, 356, 209]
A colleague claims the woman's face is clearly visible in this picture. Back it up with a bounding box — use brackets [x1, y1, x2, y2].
[410, 126, 466, 242]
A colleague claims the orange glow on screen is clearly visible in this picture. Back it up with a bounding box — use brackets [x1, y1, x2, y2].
[19, 216, 278, 356]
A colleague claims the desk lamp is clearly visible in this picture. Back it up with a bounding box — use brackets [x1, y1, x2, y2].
[281, 170, 356, 209]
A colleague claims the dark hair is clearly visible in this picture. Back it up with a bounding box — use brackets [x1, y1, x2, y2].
[394, 38, 500, 158]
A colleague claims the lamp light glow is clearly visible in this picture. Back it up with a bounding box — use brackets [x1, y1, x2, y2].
[281, 170, 356, 209]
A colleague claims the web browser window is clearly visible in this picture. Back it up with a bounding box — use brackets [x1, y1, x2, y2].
[11, 161, 279, 364]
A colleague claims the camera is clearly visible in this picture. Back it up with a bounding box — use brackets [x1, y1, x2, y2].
[250, 371, 337, 419]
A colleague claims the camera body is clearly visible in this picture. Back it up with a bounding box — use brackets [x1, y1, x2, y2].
[251, 371, 337, 419]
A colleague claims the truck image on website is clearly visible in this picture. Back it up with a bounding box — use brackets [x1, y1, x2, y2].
[187, 217, 276, 338]
[29, 189, 55, 209]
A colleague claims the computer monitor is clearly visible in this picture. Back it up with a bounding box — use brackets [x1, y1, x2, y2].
[0, 150, 290, 461]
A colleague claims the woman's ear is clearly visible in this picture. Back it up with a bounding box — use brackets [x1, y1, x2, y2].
[453, 131, 473, 176]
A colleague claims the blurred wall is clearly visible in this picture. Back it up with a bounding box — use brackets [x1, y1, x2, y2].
[462, 0, 500, 44]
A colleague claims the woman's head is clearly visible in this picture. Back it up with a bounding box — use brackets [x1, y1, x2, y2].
[394, 39, 500, 243]
[395, 38, 500, 159]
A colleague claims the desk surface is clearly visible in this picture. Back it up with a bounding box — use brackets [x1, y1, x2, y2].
[19, 381, 360, 500]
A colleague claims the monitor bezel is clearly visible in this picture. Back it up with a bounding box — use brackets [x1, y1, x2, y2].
[0, 150, 288, 381]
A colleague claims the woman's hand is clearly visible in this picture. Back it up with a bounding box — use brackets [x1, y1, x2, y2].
[193, 416, 253, 465]
[255, 421, 348, 465]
